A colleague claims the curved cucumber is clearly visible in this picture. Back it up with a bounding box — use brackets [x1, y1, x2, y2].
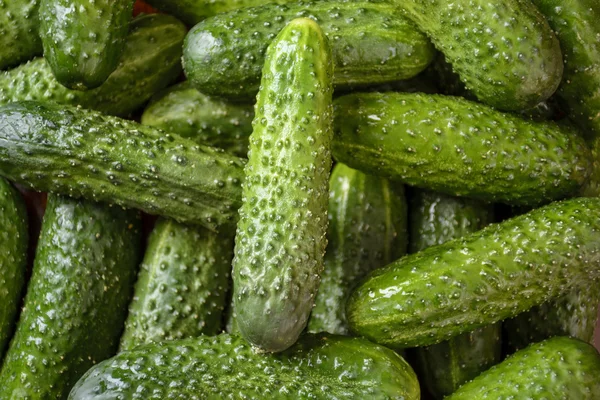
[333, 92, 591, 205]
[0, 0, 42, 70]
[308, 163, 407, 335]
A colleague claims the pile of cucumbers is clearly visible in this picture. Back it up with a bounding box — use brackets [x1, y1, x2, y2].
[0, 0, 599, 398]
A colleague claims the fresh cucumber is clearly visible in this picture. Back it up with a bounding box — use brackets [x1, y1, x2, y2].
[183, 0, 435, 100]
[333, 92, 591, 205]
[38, 0, 134, 90]
[0, 195, 141, 398]
[0, 101, 245, 231]
[0, 13, 186, 117]
[346, 197, 600, 349]
[141, 82, 254, 157]
[0, 0, 42, 70]
[308, 163, 407, 335]
[70, 333, 420, 399]
[119, 218, 233, 351]
[232, 18, 333, 352]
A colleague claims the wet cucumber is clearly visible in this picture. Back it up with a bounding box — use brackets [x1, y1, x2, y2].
[308, 163, 407, 335]
[70, 334, 420, 399]
[333, 92, 591, 205]
[346, 197, 600, 349]
[0, 195, 141, 398]
[0, 0, 42, 70]
[0, 101, 245, 231]
[183, 0, 435, 100]
[232, 18, 333, 352]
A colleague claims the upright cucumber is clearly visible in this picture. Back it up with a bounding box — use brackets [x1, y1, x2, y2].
[0, 195, 141, 398]
[0, 101, 245, 231]
[346, 197, 600, 349]
[0, 13, 186, 117]
[183, 0, 435, 100]
[333, 93, 591, 205]
[38, 0, 134, 90]
[308, 163, 407, 335]
[119, 218, 233, 351]
[0, 0, 42, 70]
[232, 18, 333, 352]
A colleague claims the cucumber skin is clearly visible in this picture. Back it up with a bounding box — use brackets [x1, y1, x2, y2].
[232, 18, 333, 353]
[333, 92, 591, 206]
[0, 195, 141, 398]
[0, 0, 42, 70]
[346, 197, 600, 349]
[183, 0, 435, 100]
[447, 337, 600, 399]
[308, 163, 407, 335]
[70, 334, 420, 400]
[39, 0, 134, 90]
[0, 101, 245, 231]
[119, 218, 233, 351]
[0, 14, 186, 117]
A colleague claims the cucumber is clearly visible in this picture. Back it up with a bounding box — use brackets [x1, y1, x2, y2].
[0, 101, 245, 231]
[0, 0, 42, 70]
[141, 82, 254, 157]
[119, 218, 233, 351]
[308, 163, 407, 335]
[0, 195, 141, 398]
[333, 92, 591, 205]
[70, 333, 420, 399]
[346, 197, 600, 349]
[0, 13, 186, 117]
[396, 0, 563, 111]
[38, 0, 134, 90]
[447, 337, 600, 399]
[232, 18, 333, 353]
[183, 0, 435, 100]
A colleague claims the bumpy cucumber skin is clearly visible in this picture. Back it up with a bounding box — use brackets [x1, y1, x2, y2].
[39, 0, 134, 90]
[119, 218, 233, 351]
[0, 195, 141, 398]
[0, 101, 245, 231]
[0, 0, 42, 70]
[346, 197, 600, 349]
[447, 337, 600, 399]
[0, 178, 28, 360]
[333, 93, 591, 205]
[308, 163, 407, 335]
[0, 14, 185, 117]
[141, 82, 254, 157]
[232, 18, 333, 353]
[183, 0, 435, 100]
[70, 334, 420, 399]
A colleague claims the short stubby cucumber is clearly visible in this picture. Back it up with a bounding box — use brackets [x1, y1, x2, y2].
[447, 337, 600, 399]
[119, 218, 233, 351]
[183, 0, 435, 100]
[0, 195, 141, 398]
[70, 334, 420, 399]
[346, 197, 600, 349]
[141, 82, 254, 157]
[308, 163, 407, 335]
[396, 0, 563, 111]
[0, 101, 245, 231]
[0, 13, 186, 117]
[333, 93, 591, 205]
[39, 0, 134, 90]
[232, 18, 334, 352]
[0, 0, 42, 70]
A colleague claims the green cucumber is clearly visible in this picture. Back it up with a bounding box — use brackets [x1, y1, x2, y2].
[0, 0, 42, 70]
[183, 0, 435, 100]
[0, 101, 245, 231]
[141, 82, 254, 157]
[0, 195, 141, 398]
[0, 13, 186, 117]
[308, 163, 407, 335]
[346, 197, 600, 349]
[333, 92, 591, 205]
[38, 0, 134, 90]
[232, 18, 333, 352]
[119, 218, 233, 351]
[70, 333, 420, 399]
[447, 337, 600, 399]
